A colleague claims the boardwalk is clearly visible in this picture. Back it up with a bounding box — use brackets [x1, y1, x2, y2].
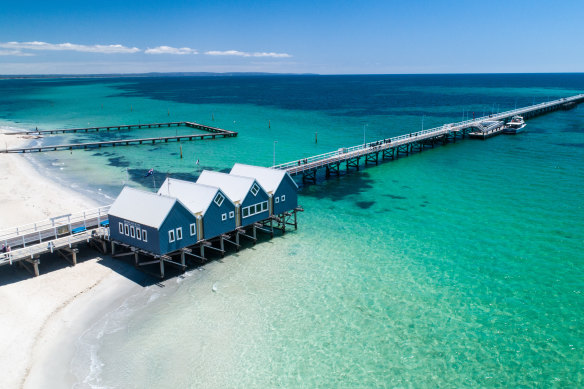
[273, 94, 584, 182]
[0, 206, 111, 275]
[1, 121, 237, 153]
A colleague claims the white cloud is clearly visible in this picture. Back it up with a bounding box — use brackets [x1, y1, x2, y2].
[205, 50, 291, 58]
[0, 49, 34, 56]
[0, 41, 140, 54]
[144, 46, 198, 55]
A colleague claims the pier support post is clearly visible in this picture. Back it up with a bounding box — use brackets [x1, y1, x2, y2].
[220, 236, 225, 257]
[111, 242, 116, 256]
[159, 258, 165, 279]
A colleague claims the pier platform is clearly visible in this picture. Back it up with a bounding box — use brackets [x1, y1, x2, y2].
[1, 121, 237, 153]
[273, 94, 584, 183]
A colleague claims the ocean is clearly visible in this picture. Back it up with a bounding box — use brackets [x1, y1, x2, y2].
[1, 74, 583, 387]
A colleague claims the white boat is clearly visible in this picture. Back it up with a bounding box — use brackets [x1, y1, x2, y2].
[503, 115, 526, 134]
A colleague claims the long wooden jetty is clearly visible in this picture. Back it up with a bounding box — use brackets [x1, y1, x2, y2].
[1, 121, 236, 153]
[0, 206, 111, 276]
[273, 94, 584, 183]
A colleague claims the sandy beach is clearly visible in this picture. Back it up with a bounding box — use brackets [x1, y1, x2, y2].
[0, 131, 142, 388]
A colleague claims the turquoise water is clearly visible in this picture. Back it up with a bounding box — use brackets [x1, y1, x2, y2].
[1, 75, 583, 387]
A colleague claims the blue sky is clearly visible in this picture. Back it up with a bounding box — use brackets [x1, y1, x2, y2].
[1, 0, 582, 74]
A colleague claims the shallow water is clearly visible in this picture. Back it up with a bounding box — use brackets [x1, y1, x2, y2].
[1, 74, 583, 387]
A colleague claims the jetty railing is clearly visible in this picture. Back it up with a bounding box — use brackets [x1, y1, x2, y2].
[0, 227, 109, 265]
[0, 205, 111, 251]
[273, 94, 584, 172]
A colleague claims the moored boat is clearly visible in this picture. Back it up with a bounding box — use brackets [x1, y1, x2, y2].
[503, 115, 526, 134]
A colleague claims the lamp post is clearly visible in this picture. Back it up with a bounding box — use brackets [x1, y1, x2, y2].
[363, 124, 368, 147]
[273, 140, 278, 166]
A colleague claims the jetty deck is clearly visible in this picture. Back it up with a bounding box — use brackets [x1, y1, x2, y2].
[273, 94, 584, 182]
[1, 121, 237, 153]
[0, 206, 111, 276]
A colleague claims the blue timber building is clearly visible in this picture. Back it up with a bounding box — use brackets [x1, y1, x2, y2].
[157, 178, 237, 240]
[196, 170, 270, 227]
[230, 163, 298, 216]
[108, 187, 198, 255]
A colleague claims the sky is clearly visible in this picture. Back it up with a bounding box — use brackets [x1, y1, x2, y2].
[0, 0, 583, 75]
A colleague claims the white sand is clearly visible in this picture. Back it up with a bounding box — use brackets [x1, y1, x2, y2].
[0, 132, 141, 388]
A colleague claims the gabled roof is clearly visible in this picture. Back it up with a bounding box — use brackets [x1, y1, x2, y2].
[230, 163, 298, 193]
[157, 178, 229, 215]
[197, 170, 262, 204]
[109, 187, 180, 229]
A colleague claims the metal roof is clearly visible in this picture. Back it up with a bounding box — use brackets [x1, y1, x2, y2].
[197, 170, 262, 204]
[230, 163, 298, 193]
[108, 187, 179, 228]
[157, 178, 227, 215]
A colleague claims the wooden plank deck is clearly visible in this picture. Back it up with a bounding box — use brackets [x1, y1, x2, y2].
[273, 94, 584, 178]
[1, 121, 237, 153]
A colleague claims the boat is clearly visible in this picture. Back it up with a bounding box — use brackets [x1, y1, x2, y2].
[503, 115, 526, 134]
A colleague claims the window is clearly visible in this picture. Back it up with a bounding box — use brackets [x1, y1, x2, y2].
[169, 229, 175, 242]
[229, 211, 235, 219]
[136, 227, 141, 241]
[275, 197, 280, 204]
[142, 229, 148, 242]
[214, 192, 225, 207]
[124, 224, 129, 236]
[251, 183, 260, 196]
[130, 226, 135, 238]
[222, 213, 227, 221]
[242, 201, 269, 218]
[176, 227, 183, 240]
[281, 195, 286, 202]
[119, 222, 123, 234]
[190, 223, 196, 236]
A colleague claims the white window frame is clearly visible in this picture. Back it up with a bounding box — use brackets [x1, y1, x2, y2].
[136, 227, 141, 241]
[176, 227, 183, 241]
[118, 222, 123, 234]
[251, 183, 260, 196]
[190, 223, 196, 236]
[214, 192, 225, 207]
[130, 225, 135, 238]
[281, 195, 286, 202]
[124, 224, 129, 236]
[242, 201, 269, 218]
[275, 197, 280, 204]
[222, 213, 227, 221]
[142, 229, 148, 242]
[168, 229, 175, 243]
[229, 211, 235, 219]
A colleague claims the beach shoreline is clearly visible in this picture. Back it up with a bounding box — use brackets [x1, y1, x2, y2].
[0, 131, 142, 389]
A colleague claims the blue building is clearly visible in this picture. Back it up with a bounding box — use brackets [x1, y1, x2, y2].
[157, 178, 236, 240]
[108, 187, 198, 255]
[196, 171, 270, 227]
[230, 163, 298, 216]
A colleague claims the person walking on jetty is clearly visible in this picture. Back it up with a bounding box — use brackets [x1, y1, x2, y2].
[1, 244, 5, 253]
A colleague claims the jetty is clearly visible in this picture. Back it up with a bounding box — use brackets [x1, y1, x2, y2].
[0, 207, 111, 276]
[273, 94, 584, 183]
[1, 121, 237, 153]
[1, 93, 582, 278]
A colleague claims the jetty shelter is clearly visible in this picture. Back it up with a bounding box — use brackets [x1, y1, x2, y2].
[196, 170, 270, 227]
[108, 187, 198, 255]
[157, 178, 236, 240]
[230, 163, 298, 216]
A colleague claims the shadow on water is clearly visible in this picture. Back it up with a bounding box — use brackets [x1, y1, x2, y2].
[0, 245, 160, 288]
[299, 171, 375, 201]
